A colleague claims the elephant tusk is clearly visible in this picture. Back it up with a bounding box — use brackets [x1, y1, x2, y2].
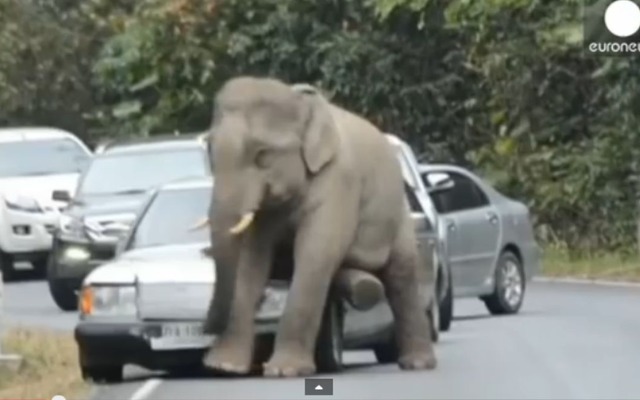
[188, 217, 210, 231]
[229, 212, 255, 235]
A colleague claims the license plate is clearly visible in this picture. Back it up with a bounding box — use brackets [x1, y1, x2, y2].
[149, 323, 215, 350]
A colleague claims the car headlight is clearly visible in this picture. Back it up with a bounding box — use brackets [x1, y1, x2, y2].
[79, 285, 138, 317]
[3, 193, 42, 213]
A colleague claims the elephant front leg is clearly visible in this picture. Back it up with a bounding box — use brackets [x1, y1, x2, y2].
[263, 226, 343, 377]
[203, 231, 273, 374]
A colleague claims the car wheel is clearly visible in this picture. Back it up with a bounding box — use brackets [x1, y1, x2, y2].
[251, 334, 275, 373]
[167, 364, 207, 378]
[373, 333, 398, 364]
[47, 255, 78, 311]
[438, 266, 454, 332]
[314, 296, 344, 373]
[0, 251, 16, 282]
[48, 279, 78, 311]
[81, 365, 123, 383]
[481, 250, 526, 315]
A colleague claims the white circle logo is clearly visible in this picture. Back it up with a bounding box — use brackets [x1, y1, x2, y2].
[51, 396, 66, 400]
[604, 0, 640, 37]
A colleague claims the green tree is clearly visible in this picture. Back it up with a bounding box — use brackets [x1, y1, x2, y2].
[92, 0, 473, 162]
[376, 0, 640, 253]
[0, 0, 133, 142]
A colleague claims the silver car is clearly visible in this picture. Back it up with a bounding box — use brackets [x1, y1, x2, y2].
[418, 164, 541, 315]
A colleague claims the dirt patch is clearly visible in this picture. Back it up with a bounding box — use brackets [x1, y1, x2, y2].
[0, 327, 90, 400]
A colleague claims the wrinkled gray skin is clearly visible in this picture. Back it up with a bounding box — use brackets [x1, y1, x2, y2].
[202, 76, 436, 377]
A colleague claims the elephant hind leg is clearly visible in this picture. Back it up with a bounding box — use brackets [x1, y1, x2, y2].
[380, 220, 437, 370]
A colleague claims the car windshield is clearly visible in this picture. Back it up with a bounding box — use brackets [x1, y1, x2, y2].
[78, 148, 208, 195]
[0, 138, 90, 178]
[130, 186, 211, 249]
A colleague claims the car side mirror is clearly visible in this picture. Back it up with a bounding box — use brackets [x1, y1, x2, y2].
[52, 190, 72, 202]
[424, 172, 455, 194]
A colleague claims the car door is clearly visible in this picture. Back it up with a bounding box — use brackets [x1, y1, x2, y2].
[426, 170, 501, 296]
[405, 181, 437, 307]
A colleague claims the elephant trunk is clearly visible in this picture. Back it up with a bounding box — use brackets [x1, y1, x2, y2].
[203, 177, 266, 334]
[204, 228, 237, 334]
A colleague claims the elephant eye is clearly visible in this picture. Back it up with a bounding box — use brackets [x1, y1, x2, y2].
[255, 149, 272, 168]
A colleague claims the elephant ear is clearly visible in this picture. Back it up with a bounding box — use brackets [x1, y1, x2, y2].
[291, 83, 340, 174]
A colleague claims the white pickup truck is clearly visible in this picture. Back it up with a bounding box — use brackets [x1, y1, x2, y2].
[0, 127, 92, 281]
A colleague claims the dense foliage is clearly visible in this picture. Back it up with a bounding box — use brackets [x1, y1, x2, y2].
[0, 0, 637, 254]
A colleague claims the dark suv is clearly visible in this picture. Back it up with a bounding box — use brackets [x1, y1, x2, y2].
[47, 133, 211, 310]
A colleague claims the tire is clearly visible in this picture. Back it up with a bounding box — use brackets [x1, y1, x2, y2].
[251, 334, 275, 373]
[0, 251, 16, 282]
[48, 279, 78, 311]
[47, 254, 78, 311]
[81, 365, 123, 383]
[481, 250, 526, 315]
[373, 333, 398, 364]
[438, 266, 453, 332]
[314, 296, 344, 373]
[167, 364, 207, 377]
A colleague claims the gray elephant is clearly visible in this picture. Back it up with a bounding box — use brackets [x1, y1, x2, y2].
[200, 76, 437, 377]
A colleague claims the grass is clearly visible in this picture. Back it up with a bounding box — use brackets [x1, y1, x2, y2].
[542, 246, 640, 282]
[0, 327, 90, 400]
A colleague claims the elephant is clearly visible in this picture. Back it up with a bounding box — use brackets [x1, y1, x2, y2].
[200, 76, 437, 377]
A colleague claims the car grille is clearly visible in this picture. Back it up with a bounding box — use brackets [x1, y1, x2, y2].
[138, 282, 213, 320]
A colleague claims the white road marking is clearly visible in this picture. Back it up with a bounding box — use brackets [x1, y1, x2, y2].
[534, 276, 640, 288]
[130, 378, 162, 400]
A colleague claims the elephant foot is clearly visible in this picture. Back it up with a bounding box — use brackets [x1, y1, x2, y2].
[202, 343, 252, 375]
[398, 347, 437, 370]
[263, 352, 316, 378]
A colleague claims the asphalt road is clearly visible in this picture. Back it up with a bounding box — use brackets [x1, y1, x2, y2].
[3, 279, 640, 400]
